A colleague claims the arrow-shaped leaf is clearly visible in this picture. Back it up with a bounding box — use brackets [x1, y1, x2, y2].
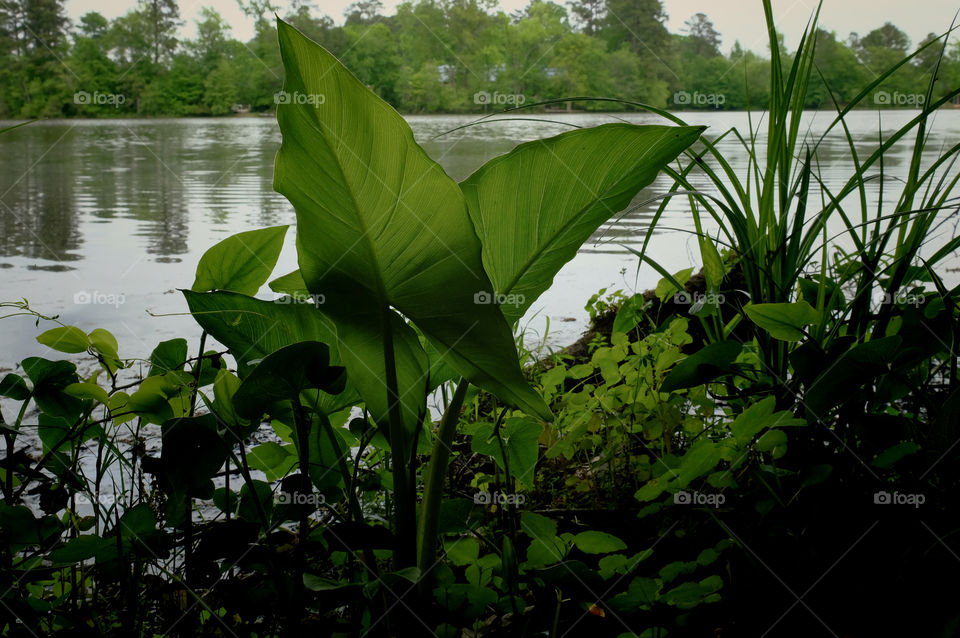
[272, 19, 550, 423]
[460, 123, 704, 323]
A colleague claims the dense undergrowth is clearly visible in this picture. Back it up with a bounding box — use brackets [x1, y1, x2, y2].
[2, 2, 960, 636]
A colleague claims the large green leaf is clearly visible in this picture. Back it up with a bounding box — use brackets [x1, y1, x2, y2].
[519, 512, 566, 566]
[460, 123, 704, 323]
[21, 357, 81, 420]
[88, 328, 122, 374]
[182, 290, 359, 414]
[268, 269, 309, 298]
[0, 504, 53, 553]
[804, 336, 903, 420]
[608, 576, 662, 612]
[37, 326, 89, 354]
[572, 531, 627, 555]
[0, 373, 30, 401]
[730, 396, 806, 445]
[744, 301, 819, 341]
[660, 340, 742, 393]
[247, 441, 297, 481]
[335, 312, 430, 435]
[49, 535, 111, 565]
[661, 575, 723, 609]
[676, 439, 722, 487]
[37, 414, 73, 453]
[64, 382, 109, 405]
[232, 341, 346, 420]
[158, 413, 230, 499]
[469, 417, 542, 488]
[272, 19, 550, 422]
[184, 290, 332, 366]
[192, 226, 288, 296]
[148, 338, 188, 376]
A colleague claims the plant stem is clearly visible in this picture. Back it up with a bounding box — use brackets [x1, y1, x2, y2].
[416, 377, 469, 575]
[292, 396, 311, 547]
[318, 411, 363, 523]
[1, 428, 12, 503]
[492, 408, 520, 618]
[188, 331, 207, 418]
[382, 314, 415, 568]
[183, 330, 206, 591]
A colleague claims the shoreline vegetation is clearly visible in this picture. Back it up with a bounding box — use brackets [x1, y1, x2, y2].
[3, 101, 960, 124]
[2, 0, 959, 119]
[2, 1, 960, 637]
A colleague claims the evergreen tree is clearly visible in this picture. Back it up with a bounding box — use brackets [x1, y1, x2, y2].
[683, 13, 720, 58]
[567, 0, 604, 35]
[603, 0, 670, 54]
[140, 0, 181, 65]
[21, 0, 72, 116]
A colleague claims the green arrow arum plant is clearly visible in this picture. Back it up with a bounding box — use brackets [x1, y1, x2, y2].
[184, 18, 702, 571]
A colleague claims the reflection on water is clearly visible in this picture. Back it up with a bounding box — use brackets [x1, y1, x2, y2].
[1, 120, 289, 263]
[0, 111, 958, 367]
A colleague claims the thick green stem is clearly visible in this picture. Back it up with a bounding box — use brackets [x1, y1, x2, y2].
[234, 445, 272, 536]
[292, 397, 311, 545]
[2, 428, 12, 503]
[184, 330, 206, 589]
[383, 315, 415, 568]
[318, 411, 363, 523]
[492, 409, 521, 618]
[292, 396, 311, 626]
[416, 377, 470, 575]
[188, 331, 207, 418]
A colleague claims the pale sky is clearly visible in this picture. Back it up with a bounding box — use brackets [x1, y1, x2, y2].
[66, 0, 958, 54]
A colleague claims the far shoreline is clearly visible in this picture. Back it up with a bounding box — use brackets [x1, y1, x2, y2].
[2, 104, 957, 124]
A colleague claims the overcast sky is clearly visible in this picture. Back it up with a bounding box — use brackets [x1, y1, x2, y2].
[65, 0, 958, 54]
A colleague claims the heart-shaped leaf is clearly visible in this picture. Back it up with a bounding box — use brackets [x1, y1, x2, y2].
[744, 301, 819, 341]
[37, 326, 89, 354]
[660, 340, 742, 393]
[192, 226, 288, 296]
[232, 341, 346, 420]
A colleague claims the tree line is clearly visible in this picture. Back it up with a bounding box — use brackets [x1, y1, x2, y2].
[1, 0, 958, 118]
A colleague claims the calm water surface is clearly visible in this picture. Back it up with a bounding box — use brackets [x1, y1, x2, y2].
[2, 111, 959, 370]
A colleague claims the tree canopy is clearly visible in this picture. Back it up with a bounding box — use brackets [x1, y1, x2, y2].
[0, 0, 956, 117]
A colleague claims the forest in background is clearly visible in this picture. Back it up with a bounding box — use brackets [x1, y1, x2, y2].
[1, 0, 959, 118]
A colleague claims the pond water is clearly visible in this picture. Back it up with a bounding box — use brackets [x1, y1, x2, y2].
[1, 110, 959, 373]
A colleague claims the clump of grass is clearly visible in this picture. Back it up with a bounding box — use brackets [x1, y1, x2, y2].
[632, 0, 960, 385]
